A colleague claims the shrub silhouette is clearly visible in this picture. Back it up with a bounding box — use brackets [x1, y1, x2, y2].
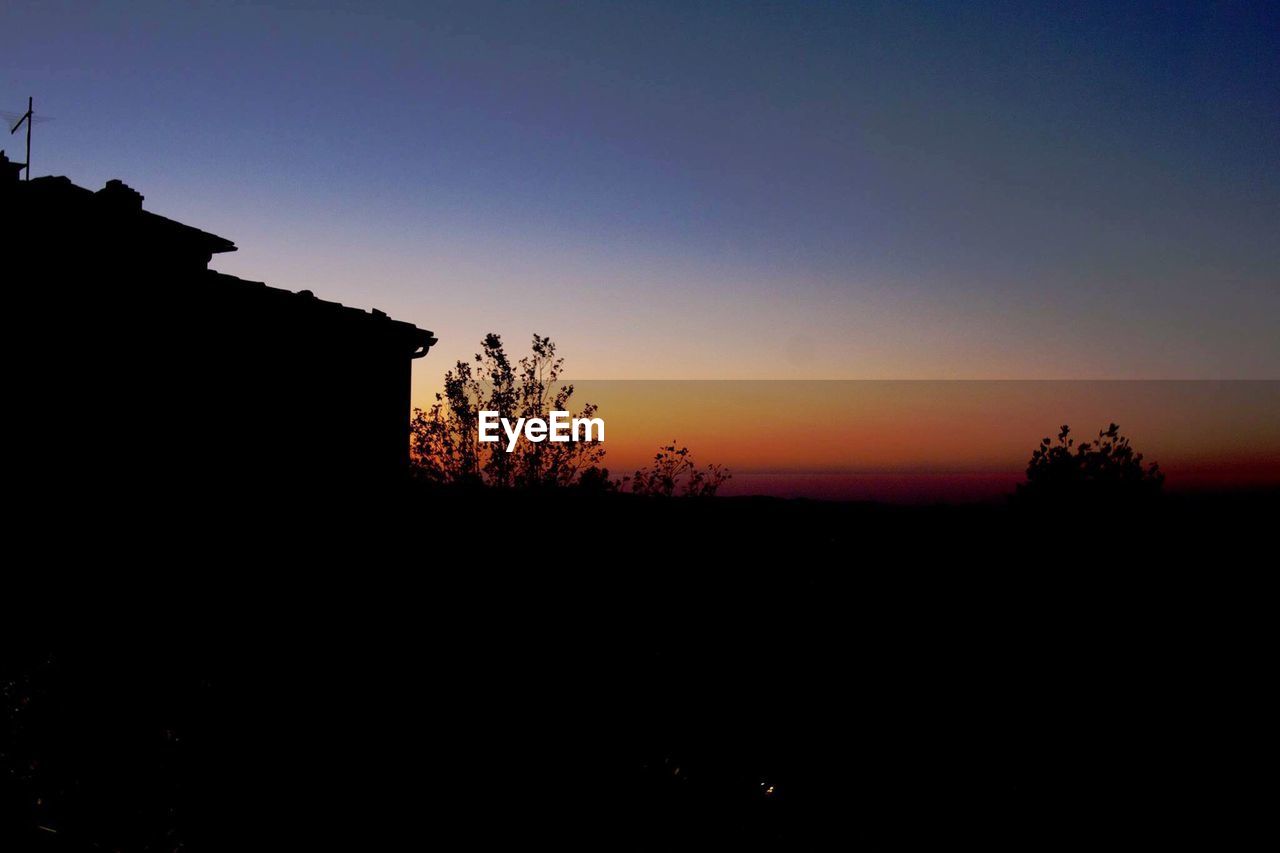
[1014, 423, 1164, 506]
[411, 333, 728, 495]
[411, 333, 606, 488]
[630, 442, 731, 498]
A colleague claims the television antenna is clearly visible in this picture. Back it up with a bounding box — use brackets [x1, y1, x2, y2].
[2, 97, 54, 181]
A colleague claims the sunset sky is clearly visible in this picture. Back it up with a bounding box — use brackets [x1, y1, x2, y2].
[5, 1, 1277, 497]
[580, 380, 1279, 500]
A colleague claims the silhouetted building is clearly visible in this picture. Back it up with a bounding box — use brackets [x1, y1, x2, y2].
[2, 152, 436, 509]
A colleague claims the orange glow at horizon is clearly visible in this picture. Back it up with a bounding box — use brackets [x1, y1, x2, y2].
[520, 380, 1279, 501]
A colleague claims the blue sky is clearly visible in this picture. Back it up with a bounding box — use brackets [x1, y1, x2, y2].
[4, 1, 1277, 399]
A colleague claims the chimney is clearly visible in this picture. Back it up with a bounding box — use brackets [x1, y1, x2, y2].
[0, 150, 25, 186]
[96, 178, 145, 211]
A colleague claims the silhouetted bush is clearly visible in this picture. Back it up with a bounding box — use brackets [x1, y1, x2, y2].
[573, 464, 621, 494]
[1014, 423, 1164, 507]
[411, 333, 728, 495]
[411, 333, 605, 488]
[629, 442, 731, 498]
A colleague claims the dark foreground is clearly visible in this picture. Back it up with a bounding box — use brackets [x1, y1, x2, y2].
[4, 486, 1275, 850]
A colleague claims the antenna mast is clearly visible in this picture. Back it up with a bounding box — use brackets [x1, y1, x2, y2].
[10, 96, 34, 181]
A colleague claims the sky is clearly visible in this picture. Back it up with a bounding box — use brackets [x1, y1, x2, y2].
[4, 0, 1278, 408]
[575, 380, 1280, 500]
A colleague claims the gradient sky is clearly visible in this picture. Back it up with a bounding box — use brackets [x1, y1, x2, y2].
[576, 380, 1280, 500]
[4, 1, 1278, 409]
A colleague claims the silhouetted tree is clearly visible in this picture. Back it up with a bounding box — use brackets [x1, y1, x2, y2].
[411, 333, 605, 488]
[411, 333, 730, 496]
[1014, 423, 1164, 506]
[630, 442, 731, 498]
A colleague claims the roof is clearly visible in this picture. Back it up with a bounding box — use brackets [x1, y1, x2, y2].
[2, 170, 436, 358]
[205, 271, 438, 358]
[12, 175, 237, 258]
